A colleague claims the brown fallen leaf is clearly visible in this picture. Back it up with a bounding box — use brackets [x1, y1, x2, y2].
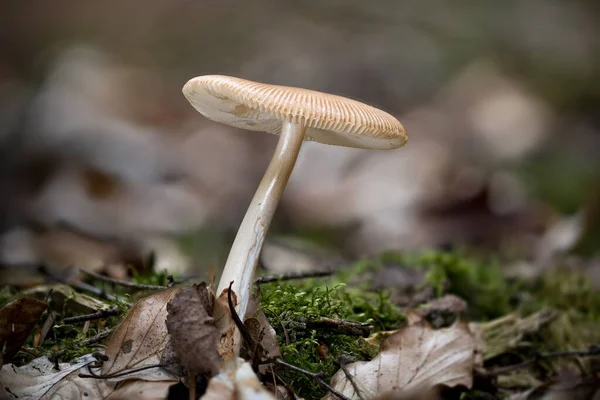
[0, 296, 47, 366]
[166, 282, 220, 377]
[326, 319, 477, 399]
[102, 288, 180, 381]
[201, 357, 276, 400]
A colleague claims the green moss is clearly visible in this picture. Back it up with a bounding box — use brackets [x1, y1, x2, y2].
[377, 249, 514, 320]
[260, 270, 403, 398]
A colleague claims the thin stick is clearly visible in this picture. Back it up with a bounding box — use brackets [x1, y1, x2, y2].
[81, 327, 116, 346]
[51, 327, 116, 362]
[38, 310, 57, 346]
[485, 344, 600, 376]
[81, 269, 167, 290]
[188, 372, 196, 400]
[62, 307, 121, 324]
[274, 359, 350, 400]
[256, 270, 333, 284]
[340, 356, 364, 400]
[79, 362, 176, 379]
[305, 316, 372, 337]
[228, 281, 255, 350]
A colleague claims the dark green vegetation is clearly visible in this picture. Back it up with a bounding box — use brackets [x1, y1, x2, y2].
[260, 250, 600, 398]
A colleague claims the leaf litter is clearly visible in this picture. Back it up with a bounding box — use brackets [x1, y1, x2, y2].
[101, 287, 180, 381]
[166, 282, 220, 376]
[0, 296, 47, 366]
[326, 314, 479, 399]
[0, 354, 175, 400]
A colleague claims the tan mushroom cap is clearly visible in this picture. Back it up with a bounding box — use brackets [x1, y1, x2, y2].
[183, 75, 407, 150]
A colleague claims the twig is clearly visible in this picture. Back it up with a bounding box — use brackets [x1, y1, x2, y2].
[340, 355, 364, 400]
[228, 281, 255, 350]
[274, 359, 351, 400]
[256, 270, 333, 284]
[51, 327, 116, 362]
[188, 372, 196, 400]
[39, 310, 57, 346]
[485, 344, 600, 376]
[81, 269, 167, 290]
[81, 327, 116, 346]
[62, 307, 121, 324]
[305, 316, 372, 337]
[79, 361, 176, 379]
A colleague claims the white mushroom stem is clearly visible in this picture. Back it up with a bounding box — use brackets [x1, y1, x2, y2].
[215, 119, 306, 354]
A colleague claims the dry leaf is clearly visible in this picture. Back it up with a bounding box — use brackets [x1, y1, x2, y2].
[166, 282, 220, 376]
[0, 354, 110, 399]
[201, 357, 276, 400]
[0, 296, 47, 366]
[102, 288, 180, 381]
[23, 284, 110, 314]
[327, 319, 477, 399]
[106, 380, 175, 400]
[0, 354, 176, 400]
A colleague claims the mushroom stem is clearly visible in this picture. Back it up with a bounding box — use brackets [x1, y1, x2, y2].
[215, 119, 306, 353]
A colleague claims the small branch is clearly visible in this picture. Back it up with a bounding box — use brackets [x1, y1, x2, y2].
[274, 359, 350, 400]
[62, 307, 121, 324]
[81, 269, 167, 290]
[79, 362, 175, 379]
[81, 327, 116, 346]
[485, 344, 600, 376]
[256, 270, 333, 285]
[39, 310, 58, 346]
[341, 363, 364, 400]
[305, 316, 372, 337]
[51, 327, 116, 362]
[228, 281, 255, 350]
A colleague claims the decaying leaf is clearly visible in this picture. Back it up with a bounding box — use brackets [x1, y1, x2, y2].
[166, 282, 220, 376]
[0, 296, 47, 366]
[0, 354, 176, 400]
[476, 309, 557, 360]
[23, 284, 109, 314]
[102, 288, 179, 380]
[327, 318, 478, 399]
[201, 357, 276, 400]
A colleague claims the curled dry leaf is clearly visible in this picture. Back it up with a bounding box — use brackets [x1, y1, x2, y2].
[166, 282, 220, 376]
[102, 288, 179, 381]
[327, 319, 478, 399]
[0, 354, 176, 400]
[201, 357, 276, 400]
[0, 296, 47, 366]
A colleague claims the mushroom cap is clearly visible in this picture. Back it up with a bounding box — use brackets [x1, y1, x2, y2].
[183, 75, 407, 150]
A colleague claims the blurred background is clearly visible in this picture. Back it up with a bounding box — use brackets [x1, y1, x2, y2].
[1, 0, 599, 284]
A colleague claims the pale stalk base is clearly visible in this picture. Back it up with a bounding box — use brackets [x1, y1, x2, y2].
[214, 120, 306, 358]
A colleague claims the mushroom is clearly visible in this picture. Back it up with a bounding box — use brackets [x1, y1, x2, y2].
[182, 75, 407, 355]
